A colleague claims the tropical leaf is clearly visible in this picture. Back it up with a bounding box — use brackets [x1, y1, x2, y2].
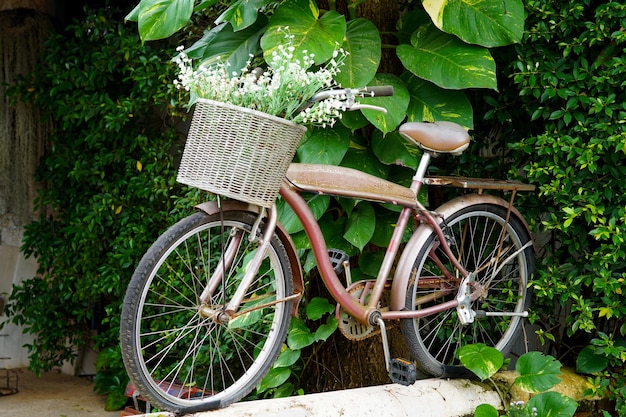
[515, 351, 562, 393]
[423, 0, 525, 47]
[314, 316, 338, 342]
[397, 23, 497, 90]
[215, 0, 265, 31]
[457, 343, 503, 381]
[306, 297, 335, 320]
[261, 0, 346, 65]
[297, 124, 351, 165]
[343, 201, 376, 251]
[402, 73, 474, 129]
[277, 194, 330, 234]
[576, 345, 609, 374]
[372, 130, 418, 169]
[527, 392, 578, 417]
[136, 0, 194, 42]
[184, 19, 267, 75]
[287, 318, 316, 349]
[257, 367, 291, 392]
[360, 73, 410, 134]
[335, 18, 381, 88]
[273, 348, 301, 368]
[474, 404, 499, 417]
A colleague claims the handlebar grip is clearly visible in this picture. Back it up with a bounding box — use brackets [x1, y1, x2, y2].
[363, 85, 394, 97]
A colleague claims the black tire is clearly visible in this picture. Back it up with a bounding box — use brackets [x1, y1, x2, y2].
[400, 204, 533, 378]
[120, 211, 293, 413]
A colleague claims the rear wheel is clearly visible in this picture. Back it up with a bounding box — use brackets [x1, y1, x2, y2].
[120, 211, 293, 413]
[400, 204, 533, 377]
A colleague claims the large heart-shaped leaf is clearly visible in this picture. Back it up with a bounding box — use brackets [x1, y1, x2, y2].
[515, 351, 562, 393]
[287, 318, 315, 349]
[372, 130, 418, 169]
[576, 345, 609, 374]
[136, 0, 195, 42]
[314, 316, 338, 342]
[261, 0, 346, 65]
[335, 18, 381, 88]
[457, 343, 503, 381]
[276, 194, 330, 234]
[423, 0, 524, 47]
[360, 74, 410, 135]
[215, 0, 265, 31]
[527, 392, 578, 417]
[297, 124, 351, 165]
[397, 23, 497, 90]
[402, 73, 474, 129]
[184, 19, 266, 74]
[343, 201, 376, 251]
[257, 367, 291, 392]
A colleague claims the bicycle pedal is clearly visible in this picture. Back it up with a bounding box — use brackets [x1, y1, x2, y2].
[389, 358, 417, 386]
[328, 249, 349, 274]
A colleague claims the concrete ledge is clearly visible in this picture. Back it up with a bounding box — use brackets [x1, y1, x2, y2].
[141, 378, 502, 417]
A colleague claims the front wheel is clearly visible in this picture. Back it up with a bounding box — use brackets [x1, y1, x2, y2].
[400, 204, 533, 378]
[120, 211, 293, 413]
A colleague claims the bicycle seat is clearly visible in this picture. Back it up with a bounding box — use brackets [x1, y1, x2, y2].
[399, 121, 470, 155]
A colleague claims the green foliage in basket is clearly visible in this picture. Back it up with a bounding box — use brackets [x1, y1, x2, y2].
[174, 28, 351, 127]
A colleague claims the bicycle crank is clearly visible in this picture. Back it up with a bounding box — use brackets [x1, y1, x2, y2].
[336, 281, 395, 341]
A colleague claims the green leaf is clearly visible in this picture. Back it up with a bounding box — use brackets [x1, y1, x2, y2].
[341, 148, 389, 179]
[372, 130, 418, 169]
[276, 194, 330, 234]
[287, 318, 316, 349]
[397, 23, 497, 90]
[274, 348, 301, 368]
[576, 345, 609, 374]
[137, 0, 195, 42]
[527, 392, 578, 417]
[423, 0, 525, 47]
[215, 0, 265, 31]
[184, 18, 267, 76]
[297, 124, 351, 165]
[515, 351, 562, 393]
[261, 0, 346, 65]
[457, 343, 503, 381]
[343, 201, 376, 251]
[474, 403, 499, 417]
[314, 316, 338, 341]
[306, 297, 335, 320]
[335, 18, 381, 88]
[360, 74, 410, 134]
[402, 73, 474, 129]
[257, 367, 291, 392]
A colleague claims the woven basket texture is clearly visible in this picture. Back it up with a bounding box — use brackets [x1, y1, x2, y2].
[177, 99, 307, 208]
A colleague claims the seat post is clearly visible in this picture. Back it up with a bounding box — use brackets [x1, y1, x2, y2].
[412, 152, 432, 189]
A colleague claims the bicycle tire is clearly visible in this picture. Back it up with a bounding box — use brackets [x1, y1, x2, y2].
[120, 210, 293, 413]
[400, 203, 533, 378]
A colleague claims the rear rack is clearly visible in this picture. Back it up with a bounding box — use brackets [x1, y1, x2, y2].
[424, 176, 535, 193]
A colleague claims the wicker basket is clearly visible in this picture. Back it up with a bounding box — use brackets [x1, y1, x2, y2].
[177, 99, 307, 208]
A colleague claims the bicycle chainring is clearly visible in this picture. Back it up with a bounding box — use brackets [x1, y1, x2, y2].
[336, 281, 379, 341]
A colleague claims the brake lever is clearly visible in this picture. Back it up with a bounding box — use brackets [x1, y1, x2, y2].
[349, 104, 388, 114]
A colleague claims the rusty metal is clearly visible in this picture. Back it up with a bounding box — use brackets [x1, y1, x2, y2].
[424, 176, 535, 192]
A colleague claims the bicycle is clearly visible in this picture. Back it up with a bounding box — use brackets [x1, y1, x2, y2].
[120, 86, 535, 414]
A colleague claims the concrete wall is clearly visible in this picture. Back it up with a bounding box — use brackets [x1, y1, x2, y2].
[0, 4, 53, 370]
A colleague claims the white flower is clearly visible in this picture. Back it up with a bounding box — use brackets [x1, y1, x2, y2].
[172, 28, 350, 127]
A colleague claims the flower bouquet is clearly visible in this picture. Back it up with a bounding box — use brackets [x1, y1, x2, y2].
[173, 28, 350, 207]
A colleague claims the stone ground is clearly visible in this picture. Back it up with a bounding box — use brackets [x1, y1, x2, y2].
[0, 368, 119, 417]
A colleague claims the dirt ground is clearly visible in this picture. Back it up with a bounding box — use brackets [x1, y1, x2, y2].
[0, 368, 119, 417]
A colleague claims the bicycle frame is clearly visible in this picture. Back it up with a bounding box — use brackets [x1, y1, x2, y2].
[196, 151, 533, 327]
[279, 151, 474, 326]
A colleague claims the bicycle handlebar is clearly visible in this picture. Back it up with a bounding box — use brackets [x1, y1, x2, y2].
[302, 85, 394, 114]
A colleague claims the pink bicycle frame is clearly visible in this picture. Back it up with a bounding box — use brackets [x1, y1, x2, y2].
[279, 152, 472, 326]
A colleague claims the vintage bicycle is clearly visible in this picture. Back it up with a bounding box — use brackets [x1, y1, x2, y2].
[120, 86, 535, 414]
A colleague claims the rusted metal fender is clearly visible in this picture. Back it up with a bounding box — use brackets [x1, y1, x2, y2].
[195, 200, 304, 317]
[390, 193, 533, 311]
